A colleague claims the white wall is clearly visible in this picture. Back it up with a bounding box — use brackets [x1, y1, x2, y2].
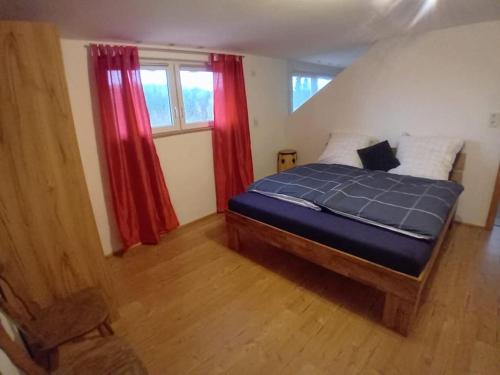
[245, 56, 289, 179]
[61, 39, 288, 255]
[287, 21, 500, 227]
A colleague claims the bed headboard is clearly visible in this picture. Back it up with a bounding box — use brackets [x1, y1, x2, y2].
[449, 152, 466, 184]
[391, 148, 465, 184]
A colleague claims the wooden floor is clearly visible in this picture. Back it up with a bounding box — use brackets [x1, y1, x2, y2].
[108, 214, 500, 375]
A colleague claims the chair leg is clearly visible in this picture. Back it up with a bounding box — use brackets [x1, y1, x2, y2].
[98, 324, 109, 337]
[103, 321, 114, 335]
[47, 349, 59, 372]
[98, 317, 114, 337]
[31, 349, 46, 370]
[33, 348, 58, 371]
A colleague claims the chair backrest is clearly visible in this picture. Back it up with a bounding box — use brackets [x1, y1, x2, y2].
[0, 322, 47, 375]
[0, 265, 44, 345]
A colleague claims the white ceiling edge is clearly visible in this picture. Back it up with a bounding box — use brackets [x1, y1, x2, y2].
[63, 36, 350, 70]
[60, 37, 247, 59]
[301, 45, 372, 68]
[288, 60, 344, 75]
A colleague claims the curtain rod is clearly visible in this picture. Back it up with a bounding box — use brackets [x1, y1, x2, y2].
[139, 46, 209, 56]
[84, 44, 243, 57]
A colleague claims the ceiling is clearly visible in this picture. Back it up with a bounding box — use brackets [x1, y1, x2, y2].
[2, 0, 500, 67]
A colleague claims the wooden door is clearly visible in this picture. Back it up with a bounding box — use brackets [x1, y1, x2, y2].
[485, 164, 500, 230]
[0, 21, 115, 313]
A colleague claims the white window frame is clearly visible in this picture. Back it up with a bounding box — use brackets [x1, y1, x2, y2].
[140, 59, 213, 136]
[140, 62, 181, 133]
[175, 63, 214, 130]
[289, 71, 333, 113]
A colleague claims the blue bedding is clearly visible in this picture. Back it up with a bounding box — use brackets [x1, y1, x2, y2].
[229, 192, 434, 276]
[249, 164, 463, 239]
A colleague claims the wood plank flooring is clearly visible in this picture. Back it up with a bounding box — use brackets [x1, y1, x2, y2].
[108, 214, 500, 374]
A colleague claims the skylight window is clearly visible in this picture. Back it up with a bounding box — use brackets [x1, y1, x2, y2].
[291, 74, 332, 112]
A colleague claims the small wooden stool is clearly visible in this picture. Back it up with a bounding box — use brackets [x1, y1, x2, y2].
[277, 149, 297, 172]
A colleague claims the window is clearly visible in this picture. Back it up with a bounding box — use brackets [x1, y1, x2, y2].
[291, 74, 332, 112]
[140, 61, 214, 135]
[140, 67, 175, 131]
[179, 66, 214, 125]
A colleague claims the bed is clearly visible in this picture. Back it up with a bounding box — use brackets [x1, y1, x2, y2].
[225, 152, 465, 336]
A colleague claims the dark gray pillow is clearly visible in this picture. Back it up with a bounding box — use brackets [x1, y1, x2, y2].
[357, 140, 400, 171]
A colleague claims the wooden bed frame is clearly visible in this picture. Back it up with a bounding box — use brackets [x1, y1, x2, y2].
[225, 153, 465, 336]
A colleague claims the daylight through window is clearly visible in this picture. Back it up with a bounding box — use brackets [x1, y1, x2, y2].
[291, 74, 332, 112]
[140, 61, 214, 134]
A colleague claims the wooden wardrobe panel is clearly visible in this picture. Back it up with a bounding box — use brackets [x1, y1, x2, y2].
[0, 21, 115, 313]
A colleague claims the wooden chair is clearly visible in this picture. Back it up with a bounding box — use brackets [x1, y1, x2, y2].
[0, 264, 113, 370]
[0, 323, 148, 375]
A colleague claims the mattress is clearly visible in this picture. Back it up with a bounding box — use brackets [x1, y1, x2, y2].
[228, 192, 435, 276]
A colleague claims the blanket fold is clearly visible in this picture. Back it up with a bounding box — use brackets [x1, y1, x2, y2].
[248, 164, 463, 240]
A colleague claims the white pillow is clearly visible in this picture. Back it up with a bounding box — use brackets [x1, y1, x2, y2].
[318, 133, 372, 168]
[389, 135, 463, 180]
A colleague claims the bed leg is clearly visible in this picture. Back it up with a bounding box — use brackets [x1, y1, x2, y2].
[382, 293, 418, 336]
[226, 223, 241, 251]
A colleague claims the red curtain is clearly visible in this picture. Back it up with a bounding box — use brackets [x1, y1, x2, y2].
[90, 44, 179, 250]
[210, 54, 254, 212]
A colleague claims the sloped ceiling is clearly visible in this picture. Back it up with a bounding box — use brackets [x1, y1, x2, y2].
[2, 0, 500, 66]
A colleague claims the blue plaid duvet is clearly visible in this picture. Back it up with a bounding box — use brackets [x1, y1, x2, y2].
[248, 164, 463, 240]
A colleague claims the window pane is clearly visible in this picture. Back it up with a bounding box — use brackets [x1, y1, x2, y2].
[140, 68, 173, 128]
[292, 75, 332, 111]
[180, 69, 214, 124]
[317, 77, 331, 90]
